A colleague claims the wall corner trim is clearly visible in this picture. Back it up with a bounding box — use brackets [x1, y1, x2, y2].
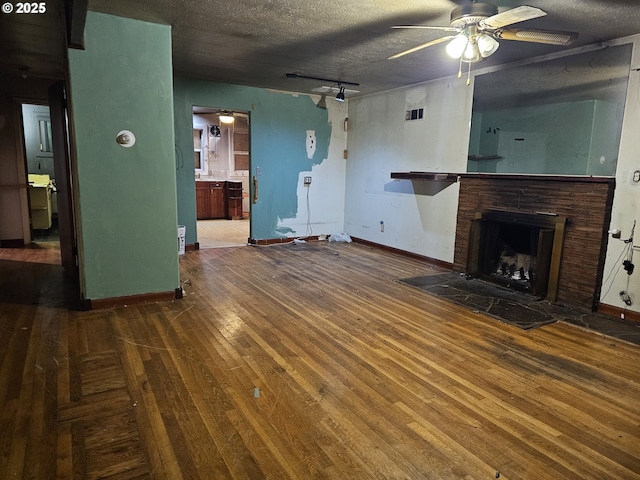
[82, 289, 181, 310]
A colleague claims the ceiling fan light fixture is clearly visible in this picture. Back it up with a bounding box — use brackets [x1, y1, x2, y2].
[446, 34, 468, 59]
[477, 33, 499, 58]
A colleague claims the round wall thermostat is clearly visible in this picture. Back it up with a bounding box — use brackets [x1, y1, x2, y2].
[116, 130, 136, 147]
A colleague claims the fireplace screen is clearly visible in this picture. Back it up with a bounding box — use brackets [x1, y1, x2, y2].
[467, 211, 566, 299]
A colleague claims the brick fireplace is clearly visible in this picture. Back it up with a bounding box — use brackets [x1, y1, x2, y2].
[454, 174, 615, 310]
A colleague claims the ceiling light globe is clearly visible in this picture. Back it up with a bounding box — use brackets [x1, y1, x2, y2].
[446, 34, 468, 59]
[477, 34, 499, 58]
[462, 40, 481, 63]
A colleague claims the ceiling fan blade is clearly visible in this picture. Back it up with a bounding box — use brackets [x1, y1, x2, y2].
[392, 25, 460, 33]
[388, 36, 456, 60]
[480, 6, 546, 29]
[495, 28, 578, 46]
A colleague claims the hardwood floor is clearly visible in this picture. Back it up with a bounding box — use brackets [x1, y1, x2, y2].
[1, 241, 639, 479]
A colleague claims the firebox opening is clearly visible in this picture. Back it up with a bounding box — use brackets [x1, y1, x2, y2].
[487, 224, 541, 294]
[467, 210, 566, 301]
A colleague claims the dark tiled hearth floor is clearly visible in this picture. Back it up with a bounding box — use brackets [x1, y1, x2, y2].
[399, 272, 640, 346]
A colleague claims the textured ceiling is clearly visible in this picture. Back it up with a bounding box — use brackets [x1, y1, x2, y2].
[1, 1, 639, 98]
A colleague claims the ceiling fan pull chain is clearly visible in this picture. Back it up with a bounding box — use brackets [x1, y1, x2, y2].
[466, 61, 472, 86]
[458, 57, 463, 79]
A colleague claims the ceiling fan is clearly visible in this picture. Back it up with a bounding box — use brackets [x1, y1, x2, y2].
[388, 1, 578, 74]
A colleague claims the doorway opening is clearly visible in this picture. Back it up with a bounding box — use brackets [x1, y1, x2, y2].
[192, 106, 250, 248]
[21, 103, 60, 247]
[0, 83, 79, 309]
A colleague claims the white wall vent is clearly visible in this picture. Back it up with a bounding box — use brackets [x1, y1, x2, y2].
[405, 108, 424, 121]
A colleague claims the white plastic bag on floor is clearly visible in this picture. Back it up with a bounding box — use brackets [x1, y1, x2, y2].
[329, 233, 352, 243]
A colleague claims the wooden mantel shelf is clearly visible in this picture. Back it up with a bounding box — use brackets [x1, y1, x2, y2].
[390, 172, 459, 182]
[457, 173, 615, 184]
[391, 172, 615, 185]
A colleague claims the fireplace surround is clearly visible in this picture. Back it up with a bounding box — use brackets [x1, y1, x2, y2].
[454, 174, 615, 310]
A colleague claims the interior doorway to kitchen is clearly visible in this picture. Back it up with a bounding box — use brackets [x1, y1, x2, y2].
[193, 106, 250, 248]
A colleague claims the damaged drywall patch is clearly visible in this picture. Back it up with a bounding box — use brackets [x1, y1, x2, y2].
[249, 93, 331, 238]
[306, 130, 316, 159]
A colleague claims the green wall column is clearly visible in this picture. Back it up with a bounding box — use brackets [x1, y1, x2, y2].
[68, 12, 179, 300]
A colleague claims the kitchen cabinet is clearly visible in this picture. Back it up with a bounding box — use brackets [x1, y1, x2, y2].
[226, 181, 243, 220]
[196, 181, 227, 219]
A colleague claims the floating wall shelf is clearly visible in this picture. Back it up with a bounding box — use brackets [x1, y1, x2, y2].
[390, 172, 459, 182]
[467, 155, 503, 161]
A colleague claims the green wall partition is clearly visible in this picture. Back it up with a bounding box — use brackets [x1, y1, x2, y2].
[173, 77, 331, 243]
[68, 12, 179, 300]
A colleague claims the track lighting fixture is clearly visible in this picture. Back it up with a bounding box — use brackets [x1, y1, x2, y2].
[285, 73, 359, 87]
[286, 73, 358, 102]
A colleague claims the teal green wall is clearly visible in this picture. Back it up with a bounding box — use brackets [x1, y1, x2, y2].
[68, 12, 179, 300]
[173, 77, 331, 243]
[468, 100, 622, 175]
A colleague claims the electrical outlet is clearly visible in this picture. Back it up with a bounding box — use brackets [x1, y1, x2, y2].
[304, 176, 312, 186]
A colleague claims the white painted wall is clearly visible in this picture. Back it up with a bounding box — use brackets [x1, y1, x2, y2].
[601, 36, 640, 315]
[344, 77, 473, 262]
[277, 96, 347, 238]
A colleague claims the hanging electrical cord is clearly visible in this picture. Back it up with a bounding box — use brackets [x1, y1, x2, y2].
[305, 179, 313, 238]
[600, 247, 629, 300]
[601, 220, 635, 307]
[620, 221, 635, 307]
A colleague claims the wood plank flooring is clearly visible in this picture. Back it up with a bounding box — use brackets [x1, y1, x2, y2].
[1, 241, 639, 479]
